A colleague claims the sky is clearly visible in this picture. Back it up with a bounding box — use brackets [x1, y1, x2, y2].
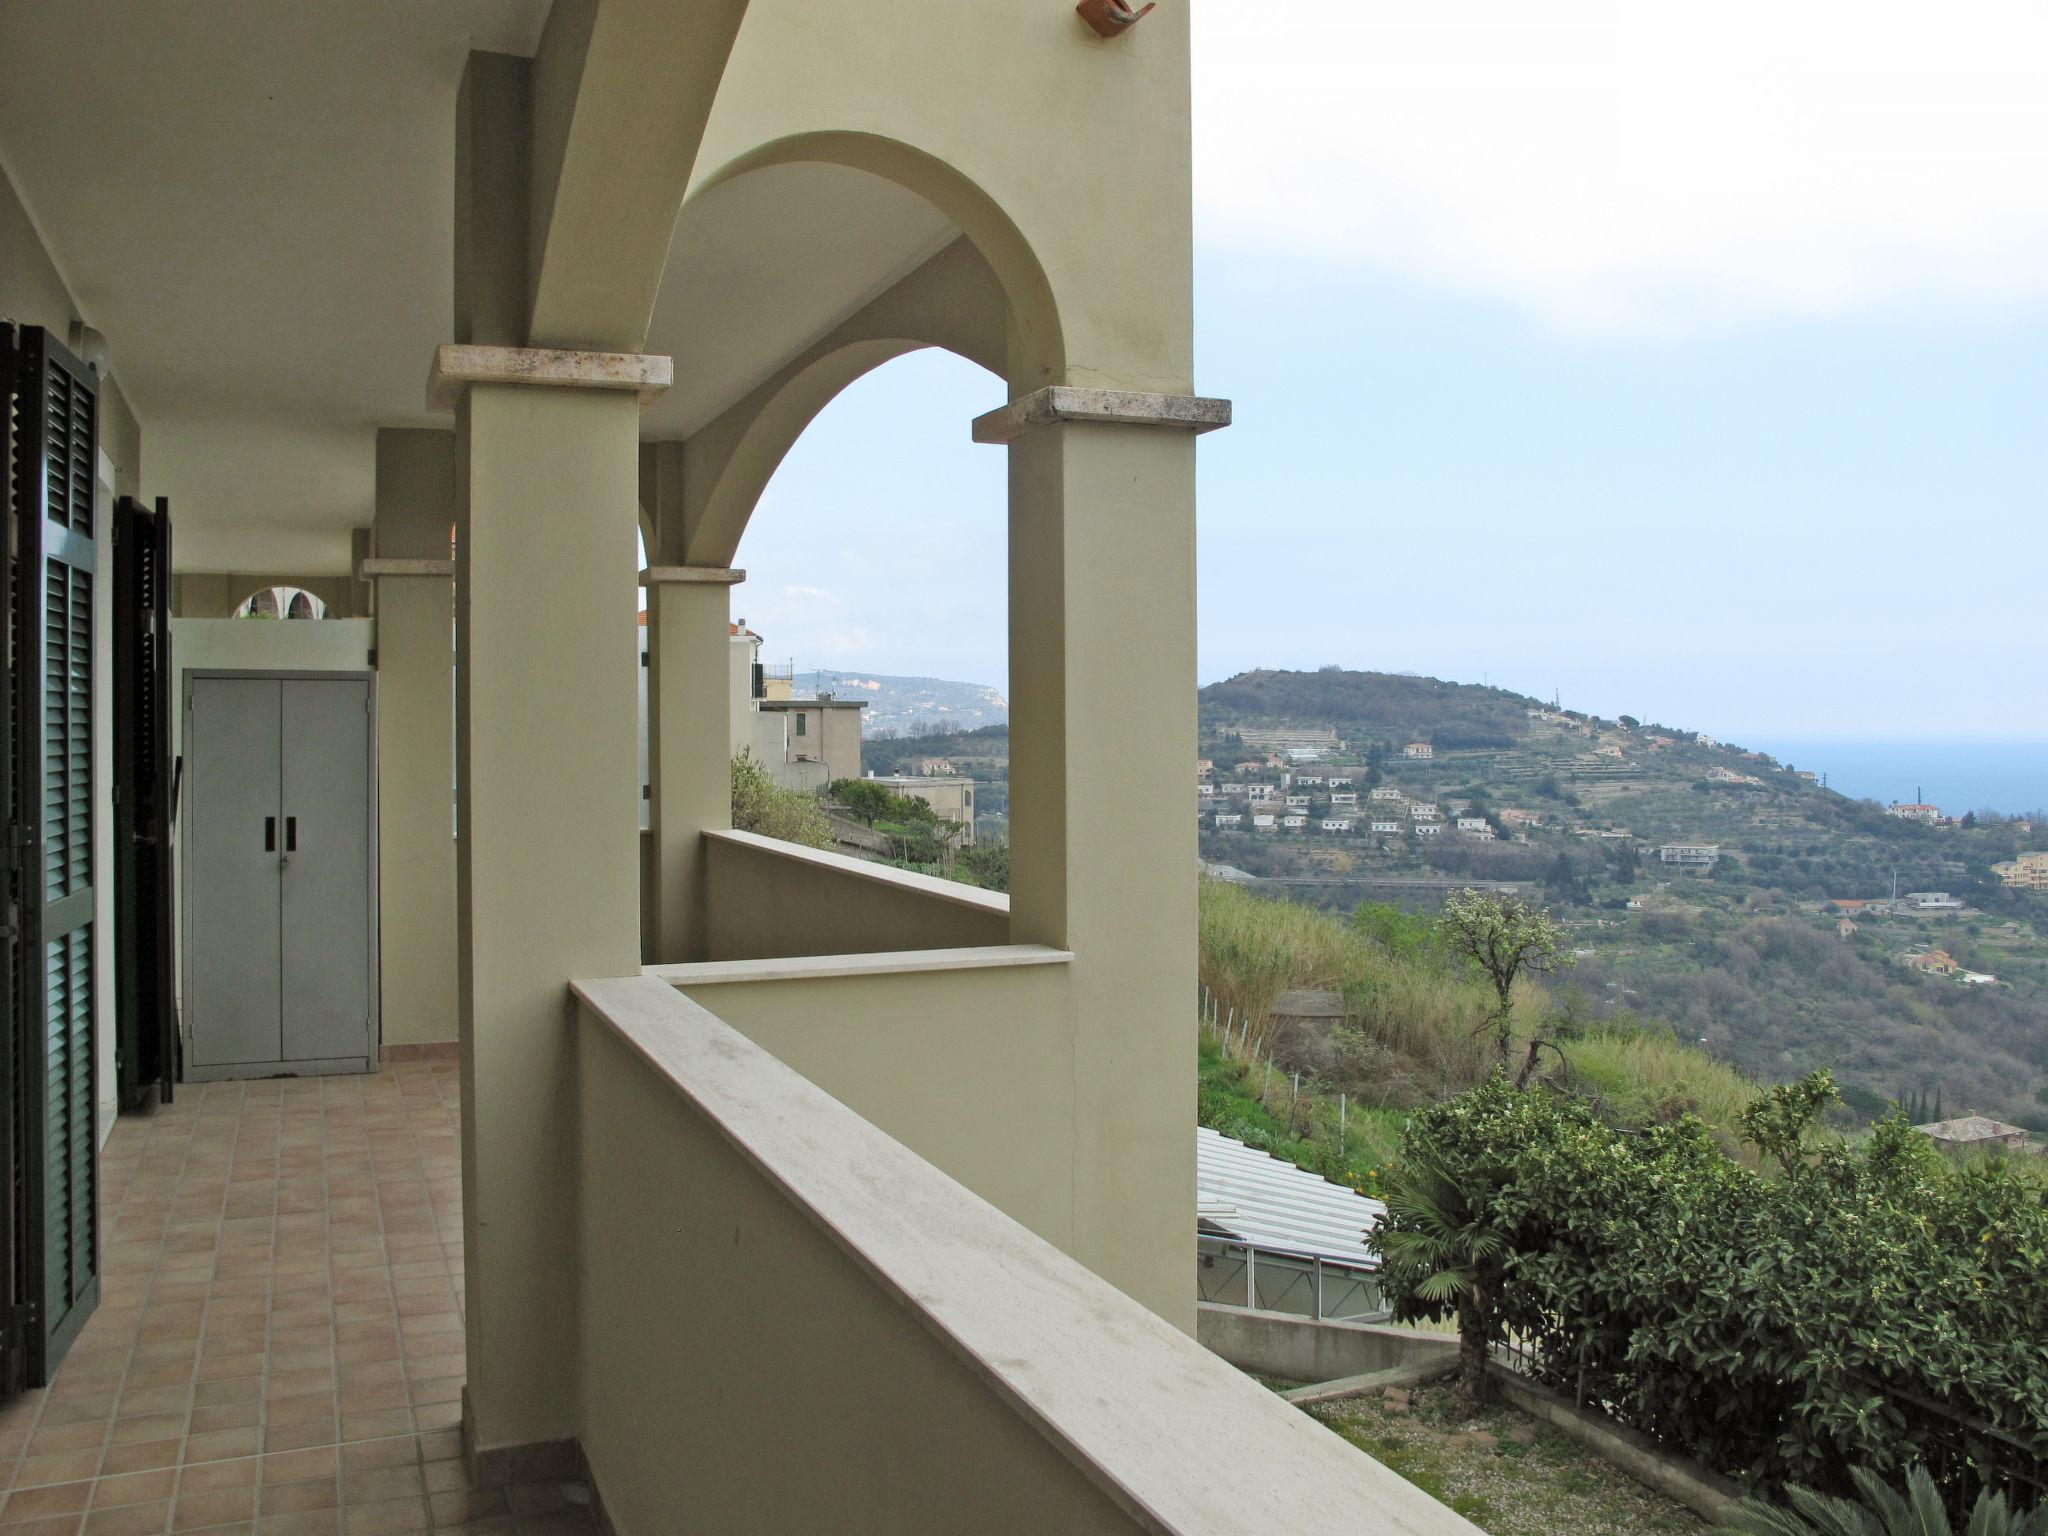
[733, 0, 2048, 745]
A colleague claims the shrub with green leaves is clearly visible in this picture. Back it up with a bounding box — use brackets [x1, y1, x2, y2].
[1719, 1464, 2046, 1536]
[731, 751, 832, 849]
[1373, 1072, 2048, 1503]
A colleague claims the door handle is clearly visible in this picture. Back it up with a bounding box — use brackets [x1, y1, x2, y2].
[285, 816, 298, 855]
[264, 816, 275, 852]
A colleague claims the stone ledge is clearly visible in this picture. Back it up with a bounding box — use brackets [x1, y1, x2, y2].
[359, 558, 454, 579]
[647, 943, 1073, 990]
[639, 566, 746, 586]
[970, 385, 1232, 444]
[428, 344, 673, 411]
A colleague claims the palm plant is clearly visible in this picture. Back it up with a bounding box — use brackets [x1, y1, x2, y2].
[1370, 1146, 1511, 1402]
[1719, 1465, 2046, 1536]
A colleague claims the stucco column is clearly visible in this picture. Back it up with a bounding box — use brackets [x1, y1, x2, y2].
[644, 566, 743, 964]
[368, 428, 458, 1050]
[438, 345, 669, 1462]
[983, 386, 1228, 1331]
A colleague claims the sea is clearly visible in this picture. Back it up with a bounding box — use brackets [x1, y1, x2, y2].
[1736, 738, 2048, 818]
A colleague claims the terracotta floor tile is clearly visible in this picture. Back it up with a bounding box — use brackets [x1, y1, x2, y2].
[338, 1497, 425, 1536]
[254, 1512, 339, 1536]
[169, 1484, 257, 1531]
[172, 1460, 258, 1498]
[89, 1471, 178, 1510]
[253, 1482, 334, 1519]
[1, 1480, 94, 1522]
[96, 1445, 181, 1481]
[78, 1499, 168, 1536]
[177, 1431, 258, 1470]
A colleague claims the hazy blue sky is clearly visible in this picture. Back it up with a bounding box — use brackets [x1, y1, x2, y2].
[733, 0, 2048, 744]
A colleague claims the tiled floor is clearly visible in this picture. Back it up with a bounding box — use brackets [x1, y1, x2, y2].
[0, 1063, 597, 1536]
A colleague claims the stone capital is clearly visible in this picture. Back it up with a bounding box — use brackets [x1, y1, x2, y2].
[427, 344, 673, 412]
[639, 566, 745, 587]
[359, 558, 455, 580]
[970, 386, 1231, 445]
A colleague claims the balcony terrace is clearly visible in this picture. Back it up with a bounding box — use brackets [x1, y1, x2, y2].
[0, 1061, 601, 1535]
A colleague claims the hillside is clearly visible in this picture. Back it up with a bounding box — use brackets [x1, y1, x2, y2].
[799, 669, 1007, 738]
[1197, 667, 2048, 1129]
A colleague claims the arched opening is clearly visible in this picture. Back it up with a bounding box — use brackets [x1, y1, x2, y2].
[638, 142, 1060, 896]
[731, 347, 1007, 876]
[233, 584, 328, 620]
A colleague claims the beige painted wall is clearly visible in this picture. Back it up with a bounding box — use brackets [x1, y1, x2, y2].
[576, 1004, 1134, 1536]
[2, 163, 143, 494]
[172, 572, 362, 620]
[686, 1, 1191, 399]
[702, 831, 1008, 959]
[371, 429, 459, 1048]
[1002, 420, 1200, 1328]
[370, 579, 456, 1045]
[455, 382, 642, 1456]
[679, 961, 1076, 1250]
[646, 580, 735, 965]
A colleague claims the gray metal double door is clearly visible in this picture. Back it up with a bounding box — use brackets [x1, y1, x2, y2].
[184, 675, 377, 1076]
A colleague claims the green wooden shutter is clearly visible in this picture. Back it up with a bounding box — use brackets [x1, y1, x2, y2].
[4, 326, 102, 1385]
[113, 496, 175, 1110]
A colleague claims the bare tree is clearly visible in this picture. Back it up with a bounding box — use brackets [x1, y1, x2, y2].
[1437, 888, 1574, 1068]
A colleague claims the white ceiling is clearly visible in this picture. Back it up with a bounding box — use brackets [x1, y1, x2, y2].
[1, 2, 958, 572]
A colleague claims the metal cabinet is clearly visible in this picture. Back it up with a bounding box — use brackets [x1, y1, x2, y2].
[182, 673, 377, 1077]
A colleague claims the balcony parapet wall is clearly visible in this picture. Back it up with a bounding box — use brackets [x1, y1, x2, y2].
[572, 974, 1484, 1536]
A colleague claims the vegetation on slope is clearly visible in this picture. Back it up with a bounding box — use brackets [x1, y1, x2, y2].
[1197, 878, 1758, 1145]
[1195, 665, 2048, 1129]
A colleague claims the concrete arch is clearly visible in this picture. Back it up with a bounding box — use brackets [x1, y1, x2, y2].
[689, 131, 1065, 392]
[666, 234, 1009, 567]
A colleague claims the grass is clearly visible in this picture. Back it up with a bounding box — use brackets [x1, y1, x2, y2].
[1199, 877, 1772, 1149]
[1198, 1028, 1404, 1195]
[1309, 1382, 1704, 1536]
[1560, 1029, 1760, 1143]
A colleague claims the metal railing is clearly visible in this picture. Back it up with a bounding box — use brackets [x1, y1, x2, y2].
[1489, 1330, 2048, 1518]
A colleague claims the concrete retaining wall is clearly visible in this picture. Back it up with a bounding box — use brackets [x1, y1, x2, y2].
[1490, 1366, 1743, 1525]
[1197, 1303, 1456, 1384]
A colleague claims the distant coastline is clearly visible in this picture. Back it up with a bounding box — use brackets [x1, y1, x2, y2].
[1735, 737, 2047, 817]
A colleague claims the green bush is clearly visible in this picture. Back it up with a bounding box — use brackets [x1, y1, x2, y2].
[731, 751, 832, 849]
[1719, 1464, 2046, 1536]
[1375, 1073, 2048, 1503]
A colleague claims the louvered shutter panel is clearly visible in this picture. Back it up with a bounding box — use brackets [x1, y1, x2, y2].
[114, 496, 175, 1109]
[4, 326, 102, 1385]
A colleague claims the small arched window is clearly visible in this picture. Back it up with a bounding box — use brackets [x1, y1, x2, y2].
[234, 585, 328, 620]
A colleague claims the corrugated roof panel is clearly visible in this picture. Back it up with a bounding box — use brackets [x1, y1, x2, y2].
[1195, 1127, 1386, 1270]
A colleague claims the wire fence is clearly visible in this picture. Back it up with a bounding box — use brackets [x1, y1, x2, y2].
[1198, 983, 1352, 1149]
[1489, 1326, 2048, 1517]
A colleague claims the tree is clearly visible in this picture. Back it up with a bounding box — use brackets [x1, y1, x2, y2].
[731, 751, 833, 849]
[1370, 1144, 1514, 1404]
[1352, 901, 1438, 963]
[1436, 888, 1574, 1062]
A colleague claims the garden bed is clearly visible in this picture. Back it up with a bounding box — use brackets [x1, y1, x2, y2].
[1307, 1381, 1705, 1536]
